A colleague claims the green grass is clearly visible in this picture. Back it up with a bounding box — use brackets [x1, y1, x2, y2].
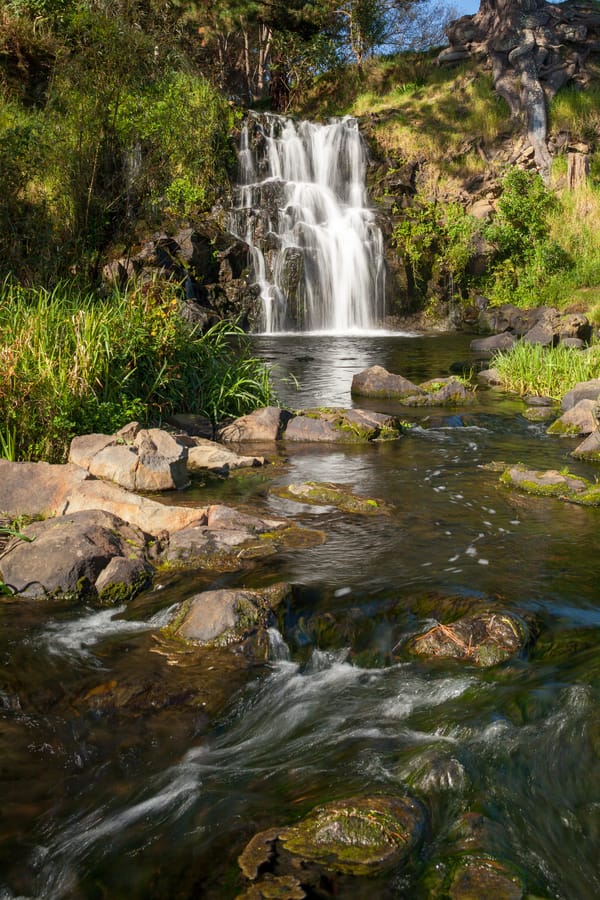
[0, 280, 275, 462]
[493, 342, 600, 400]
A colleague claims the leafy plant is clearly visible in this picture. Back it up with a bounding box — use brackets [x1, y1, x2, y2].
[493, 342, 600, 400]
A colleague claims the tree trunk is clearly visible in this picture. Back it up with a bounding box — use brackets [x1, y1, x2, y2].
[442, 0, 600, 179]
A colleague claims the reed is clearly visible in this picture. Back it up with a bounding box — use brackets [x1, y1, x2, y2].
[493, 342, 600, 400]
[0, 280, 275, 462]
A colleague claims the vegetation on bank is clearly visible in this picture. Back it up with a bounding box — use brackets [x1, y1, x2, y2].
[0, 280, 274, 463]
[493, 342, 600, 401]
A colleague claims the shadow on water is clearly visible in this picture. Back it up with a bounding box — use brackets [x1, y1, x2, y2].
[1, 333, 600, 898]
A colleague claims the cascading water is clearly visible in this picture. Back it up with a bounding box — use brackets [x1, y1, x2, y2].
[230, 113, 386, 334]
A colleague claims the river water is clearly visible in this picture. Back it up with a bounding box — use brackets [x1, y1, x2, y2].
[1, 333, 600, 899]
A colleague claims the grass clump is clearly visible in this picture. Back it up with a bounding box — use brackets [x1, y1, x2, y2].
[493, 342, 600, 400]
[0, 280, 275, 462]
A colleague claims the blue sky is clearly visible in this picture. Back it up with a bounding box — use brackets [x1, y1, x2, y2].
[453, 0, 480, 14]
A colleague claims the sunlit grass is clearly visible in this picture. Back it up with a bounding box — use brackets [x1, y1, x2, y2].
[494, 342, 600, 399]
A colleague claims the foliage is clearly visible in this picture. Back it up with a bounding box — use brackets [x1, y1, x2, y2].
[393, 200, 477, 298]
[0, 4, 234, 284]
[0, 280, 275, 462]
[493, 342, 600, 400]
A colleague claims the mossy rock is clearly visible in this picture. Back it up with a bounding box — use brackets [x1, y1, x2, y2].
[406, 611, 528, 667]
[499, 464, 600, 506]
[236, 874, 306, 899]
[271, 482, 390, 515]
[424, 855, 526, 899]
[278, 795, 425, 876]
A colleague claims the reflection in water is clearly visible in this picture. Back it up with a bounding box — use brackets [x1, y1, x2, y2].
[1, 334, 600, 899]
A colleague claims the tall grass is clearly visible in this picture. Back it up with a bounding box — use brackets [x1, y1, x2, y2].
[494, 342, 600, 400]
[0, 280, 275, 462]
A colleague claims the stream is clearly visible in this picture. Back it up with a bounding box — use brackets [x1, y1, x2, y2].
[1, 332, 600, 898]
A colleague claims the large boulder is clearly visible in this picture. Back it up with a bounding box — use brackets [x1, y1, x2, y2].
[470, 333, 516, 354]
[351, 365, 425, 399]
[284, 408, 399, 442]
[561, 378, 600, 411]
[218, 407, 292, 442]
[69, 427, 189, 492]
[571, 430, 600, 461]
[547, 399, 599, 435]
[167, 584, 290, 647]
[0, 509, 150, 601]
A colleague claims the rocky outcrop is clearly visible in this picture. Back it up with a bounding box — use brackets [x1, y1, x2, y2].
[70, 426, 189, 492]
[473, 304, 592, 348]
[102, 221, 261, 330]
[0, 509, 150, 601]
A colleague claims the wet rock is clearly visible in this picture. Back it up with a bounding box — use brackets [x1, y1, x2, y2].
[470, 333, 516, 354]
[351, 365, 426, 400]
[219, 407, 293, 443]
[164, 510, 326, 570]
[523, 407, 555, 422]
[0, 510, 151, 601]
[238, 796, 426, 885]
[167, 584, 290, 647]
[561, 378, 600, 411]
[547, 398, 598, 435]
[571, 429, 600, 461]
[425, 856, 526, 899]
[477, 367, 503, 387]
[185, 438, 264, 474]
[271, 482, 388, 515]
[404, 748, 470, 796]
[407, 611, 528, 666]
[404, 379, 474, 407]
[499, 464, 600, 505]
[284, 407, 398, 442]
[236, 874, 306, 899]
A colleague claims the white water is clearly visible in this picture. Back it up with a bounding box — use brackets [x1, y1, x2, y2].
[231, 114, 386, 334]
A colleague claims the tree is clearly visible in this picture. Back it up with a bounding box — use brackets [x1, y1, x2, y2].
[440, 0, 600, 177]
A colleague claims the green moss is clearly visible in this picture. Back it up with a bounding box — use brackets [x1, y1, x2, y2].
[546, 420, 584, 436]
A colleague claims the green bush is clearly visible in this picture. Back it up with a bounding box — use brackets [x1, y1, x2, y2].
[494, 341, 600, 399]
[0, 280, 275, 462]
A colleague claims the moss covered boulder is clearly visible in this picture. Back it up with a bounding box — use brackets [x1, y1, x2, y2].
[237, 795, 426, 889]
[351, 365, 425, 400]
[284, 407, 400, 442]
[546, 399, 599, 436]
[407, 611, 528, 667]
[271, 482, 389, 515]
[425, 856, 526, 899]
[165, 583, 291, 648]
[499, 464, 600, 506]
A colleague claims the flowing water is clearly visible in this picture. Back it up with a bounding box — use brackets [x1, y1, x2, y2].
[229, 114, 385, 333]
[2, 333, 600, 899]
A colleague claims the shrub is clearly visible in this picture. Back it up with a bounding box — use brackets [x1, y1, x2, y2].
[494, 341, 600, 399]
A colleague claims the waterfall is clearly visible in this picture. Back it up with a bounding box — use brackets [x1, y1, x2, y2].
[230, 114, 386, 334]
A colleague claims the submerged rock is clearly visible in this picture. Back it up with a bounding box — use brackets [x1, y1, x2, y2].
[425, 855, 526, 899]
[271, 482, 389, 515]
[407, 611, 528, 666]
[238, 795, 426, 888]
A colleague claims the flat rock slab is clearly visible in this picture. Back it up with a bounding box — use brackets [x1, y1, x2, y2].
[351, 365, 425, 399]
[272, 481, 389, 515]
[0, 460, 206, 537]
[0, 509, 150, 601]
[285, 407, 399, 443]
[547, 398, 599, 435]
[167, 584, 290, 646]
[407, 611, 527, 666]
[70, 427, 189, 491]
[186, 438, 264, 473]
[499, 464, 600, 505]
[218, 406, 292, 442]
[470, 333, 516, 354]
